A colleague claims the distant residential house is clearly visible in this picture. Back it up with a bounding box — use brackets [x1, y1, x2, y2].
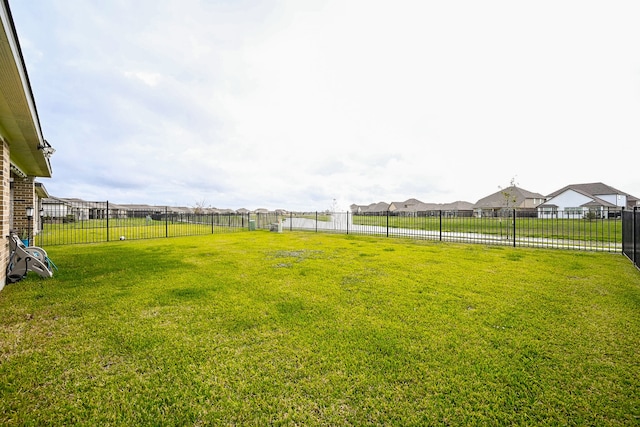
[41, 197, 72, 220]
[407, 201, 475, 217]
[81, 199, 109, 219]
[42, 199, 178, 221]
[42, 197, 112, 221]
[352, 199, 473, 217]
[350, 204, 369, 214]
[389, 198, 423, 215]
[473, 186, 545, 217]
[110, 203, 165, 219]
[366, 202, 391, 215]
[438, 201, 475, 217]
[389, 199, 475, 217]
[351, 202, 390, 215]
[31, 182, 50, 231]
[389, 200, 420, 216]
[107, 203, 128, 219]
[170, 206, 194, 215]
[538, 182, 638, 219]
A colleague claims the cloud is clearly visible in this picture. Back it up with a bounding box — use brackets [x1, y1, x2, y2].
[11, 0, 640, 211]
[124, 71, 163, 87]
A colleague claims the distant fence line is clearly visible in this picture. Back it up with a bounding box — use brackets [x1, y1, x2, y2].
[35, 202, 254, 246]
[33, 201, 639, 270]
[285, 209, 623, 252]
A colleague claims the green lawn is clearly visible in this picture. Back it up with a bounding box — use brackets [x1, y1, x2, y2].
[1, 232, 639, 425]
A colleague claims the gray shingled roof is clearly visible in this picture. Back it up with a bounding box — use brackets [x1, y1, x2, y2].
[368, 202, 390, 213]
[581, 198, 617, 208]
[547, 182, 636, 200]
[473, 186, 544, 209]
[355, 199, 474, 213]
[441, 201, 475, 211]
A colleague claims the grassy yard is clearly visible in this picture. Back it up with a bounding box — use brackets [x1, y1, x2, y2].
[1, 232, 639, 425]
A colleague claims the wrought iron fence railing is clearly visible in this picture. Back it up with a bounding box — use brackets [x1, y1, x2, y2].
[34, 202, 637, 269]
[281, 209, 623, 253]
[35, 201, 250, 246]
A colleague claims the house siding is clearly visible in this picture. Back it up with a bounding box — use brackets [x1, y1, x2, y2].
[540, 189, 603, 218]
[547, 190, 591, 208]
[521, 198, 543, 209]
[598, 194, 626, 208]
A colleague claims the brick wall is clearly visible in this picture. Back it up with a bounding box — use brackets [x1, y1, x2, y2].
[0, 140, 9, 289]
[0, 147, 37, 289]
[12, 176, 35, 241]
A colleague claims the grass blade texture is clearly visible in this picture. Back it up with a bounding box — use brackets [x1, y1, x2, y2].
[1, 232, 639, 425]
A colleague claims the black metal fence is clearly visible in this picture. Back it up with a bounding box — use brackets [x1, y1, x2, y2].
[34, 202, 637, 268]
[35, 201, 263, 246]
[281, 209, 623, 252]
[622, 207, 639, 269]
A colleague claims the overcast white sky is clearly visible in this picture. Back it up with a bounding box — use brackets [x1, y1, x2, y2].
[10, 0, 640, 211]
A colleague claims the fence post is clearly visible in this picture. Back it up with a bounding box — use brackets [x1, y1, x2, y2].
[634, 206, 638, 266]
[439, 210, 442, 241]
[290, 212, 293, 231]
[106, 200, 110, 242]
[346, 211, 349, 235]
[165, 207, 168, 238]
[513, 208, 516, 248]
[386, 210, 389, 237]
[621, 207, 625, 255]
[315, 212, 318, 233]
